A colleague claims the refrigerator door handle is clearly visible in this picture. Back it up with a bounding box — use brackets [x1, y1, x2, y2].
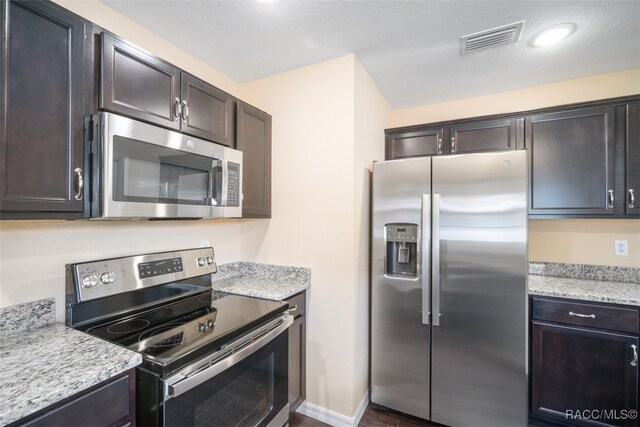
[421, 193, 430, 325]
[432, 193, 441, 326]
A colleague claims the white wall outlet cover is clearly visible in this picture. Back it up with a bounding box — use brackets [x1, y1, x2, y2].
[614, 240, 629, 256]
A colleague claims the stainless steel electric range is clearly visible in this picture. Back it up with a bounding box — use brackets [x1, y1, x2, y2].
[65, 247, 292, 427]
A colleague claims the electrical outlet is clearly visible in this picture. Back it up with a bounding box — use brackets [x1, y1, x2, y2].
[615, 240, 628, 256]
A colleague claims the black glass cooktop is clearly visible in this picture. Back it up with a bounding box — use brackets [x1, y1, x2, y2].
[85, 290, 288, 373]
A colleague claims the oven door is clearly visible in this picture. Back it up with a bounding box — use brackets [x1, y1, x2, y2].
[162, 315, 292, 427]
[95, 112, 242, 219]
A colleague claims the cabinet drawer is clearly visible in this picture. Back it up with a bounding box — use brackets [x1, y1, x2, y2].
[532, 297, 638, 334]
[286, 291, 306, 318]
[18, 373, 131, 426]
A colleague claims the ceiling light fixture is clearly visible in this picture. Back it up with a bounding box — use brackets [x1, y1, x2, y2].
[530, 24, 576, 47]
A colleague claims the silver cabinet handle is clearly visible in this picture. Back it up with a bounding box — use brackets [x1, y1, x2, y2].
[632, 345, 638, 367]
[73, 168, 83, 201]
[421, 193, 431, 325]
[629, 189, 636, 209]
[173, 97, 181, 121]
[437, 138, 442, 155]
[432, 193, 441, 326]
[450, 137, 456, 153]
[181, 100, 189, 123]
[287, 304, 298, 314]
[607, 189, 614, 209]
[569, 311, 595, 319]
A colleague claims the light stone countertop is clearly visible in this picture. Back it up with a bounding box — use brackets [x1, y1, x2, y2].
[211, 262, 310, 301]
[0, 300, 142, 426]
[529, 274, 640, 306]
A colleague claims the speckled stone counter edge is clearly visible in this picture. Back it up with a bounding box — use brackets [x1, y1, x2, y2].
[0, 298, 55, 333]
[530, 261, 639, 284]
[211, 262, 311, 301]
[213, 262, 310, 282]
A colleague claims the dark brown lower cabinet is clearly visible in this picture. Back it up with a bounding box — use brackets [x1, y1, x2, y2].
[286, 291, 306, 412]
[531, 298, 639, 427]
[12, 370, 135, 427]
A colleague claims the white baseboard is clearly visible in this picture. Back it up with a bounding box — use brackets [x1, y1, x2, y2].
[296, 389, 369, 427]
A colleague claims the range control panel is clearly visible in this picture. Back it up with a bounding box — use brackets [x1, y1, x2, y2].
[68, 247, 217, 303]
[138, 257, 183, 279]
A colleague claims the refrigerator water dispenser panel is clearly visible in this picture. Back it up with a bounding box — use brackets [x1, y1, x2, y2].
[385, 223, 418, 278]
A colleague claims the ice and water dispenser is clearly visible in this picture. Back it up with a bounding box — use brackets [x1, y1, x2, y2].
[384, 223, 418, 278]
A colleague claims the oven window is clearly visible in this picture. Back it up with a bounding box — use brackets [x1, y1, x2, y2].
[164, 330, 288, 427]
[112, 136, 221, 205]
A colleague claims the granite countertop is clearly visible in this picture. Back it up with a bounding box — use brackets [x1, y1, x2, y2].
[211, 262, 310, 301]
[0, 300, 142, 426]
[528, 261, 640, 306]
[529, 274, 640, 306]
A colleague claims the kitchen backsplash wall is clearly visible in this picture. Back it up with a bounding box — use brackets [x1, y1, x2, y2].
[529, 219, 640, 268]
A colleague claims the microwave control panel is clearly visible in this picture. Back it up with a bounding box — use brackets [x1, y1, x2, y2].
[227, 162, 240, 207]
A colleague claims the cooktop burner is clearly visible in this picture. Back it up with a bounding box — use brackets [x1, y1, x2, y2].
[107, 318, 151, 335]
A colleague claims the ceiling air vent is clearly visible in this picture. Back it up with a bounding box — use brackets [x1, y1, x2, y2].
[461, 21, 524, 55]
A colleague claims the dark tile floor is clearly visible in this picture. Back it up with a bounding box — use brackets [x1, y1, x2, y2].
[289, 404, 434, 427]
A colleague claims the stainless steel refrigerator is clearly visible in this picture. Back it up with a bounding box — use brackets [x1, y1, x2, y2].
[371, 151, 528, 427]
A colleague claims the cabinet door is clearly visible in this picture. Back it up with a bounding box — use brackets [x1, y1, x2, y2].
[385, 127, 444, 159]
[527, 106, 617, 216]
[0, 0, 86, 216]
[180, 73, 234, 146]
[449, 117, 522, 154]
[236, 101, 271, 218]
[627, 102, 640, 215]
[288, 314, 305, 413]
[101, 33, 181, 130]
[532, 322, 638, 426]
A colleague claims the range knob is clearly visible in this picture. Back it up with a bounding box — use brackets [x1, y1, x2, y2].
[81, 274, 99, 288]
[197, 323, 206, 333]
[206, 256, 214, 265]
[100, 272, 115, 284]
[197, 258, 205, 267]
[206, 319, 214, 329]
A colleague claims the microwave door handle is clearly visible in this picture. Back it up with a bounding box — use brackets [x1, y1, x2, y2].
[205, 161, 215, 206]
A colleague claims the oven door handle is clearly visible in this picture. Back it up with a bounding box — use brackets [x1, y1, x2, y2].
[164, 314, 293, 400]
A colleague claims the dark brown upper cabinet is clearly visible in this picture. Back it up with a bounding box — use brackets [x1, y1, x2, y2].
[101, 33, 181, 131]
[181, 73, 234, 146]
[449, 117, 522, 154]
[385, 117, 522, 160]
[1, 0, 89, 218]
[236, 101, 272, 218]
[627, 102, 640, 215]
[101, 33, 234, 146]
[526, 106, 617, 217]
[386, 127, 444, 159]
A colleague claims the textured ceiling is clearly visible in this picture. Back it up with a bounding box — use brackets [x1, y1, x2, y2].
[101, 0, 640, 109]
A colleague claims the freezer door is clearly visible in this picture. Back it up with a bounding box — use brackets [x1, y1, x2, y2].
[431, 151, 528, 427]
[371, 158, 431, 420]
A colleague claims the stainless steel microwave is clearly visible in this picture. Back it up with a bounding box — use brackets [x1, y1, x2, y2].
[88, 112, 242, 219]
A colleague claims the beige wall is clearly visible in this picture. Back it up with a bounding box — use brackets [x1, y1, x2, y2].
[530, 220, 640, 268]
[390, 68, 640, 128]
[240, 54, 389, 417]
[392, 68, 640, 268]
